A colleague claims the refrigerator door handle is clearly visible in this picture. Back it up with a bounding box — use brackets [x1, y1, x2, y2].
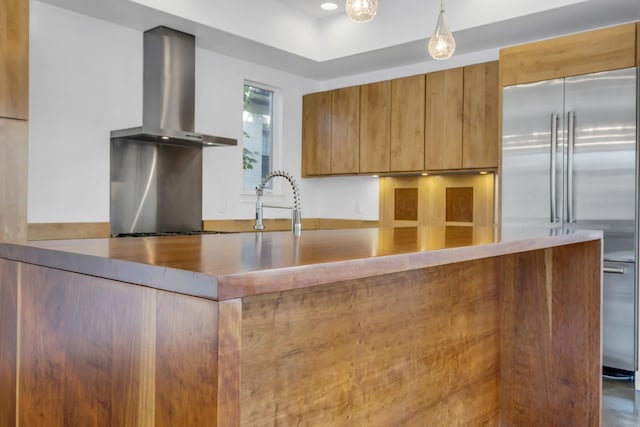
[550, 113, 559, 223]
[567, 111, 575, 223]
[604, 266, 626, 275]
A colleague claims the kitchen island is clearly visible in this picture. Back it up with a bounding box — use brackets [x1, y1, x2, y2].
[0, 226, 602, 426]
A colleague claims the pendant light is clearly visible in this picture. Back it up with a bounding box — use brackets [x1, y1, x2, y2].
[427, 0, 456, 60]
[345, 0, 378, 22]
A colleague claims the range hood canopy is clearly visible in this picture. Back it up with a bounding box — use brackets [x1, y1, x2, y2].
[111, 26, 236, 147]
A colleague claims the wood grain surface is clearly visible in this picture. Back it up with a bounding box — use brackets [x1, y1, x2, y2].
[360, 80, 391, 173]
[390, 74, 425, 172]
[0, 235, 601, 426]
[155, 291, 218, 426]
[15, 263, 219, 426]
[425, 67, 463, 170]
[330, 86, 360, 174]
[0, 118, 28, 242]
[463, 61, 499, 169]
[0, 258, 18, 426]
[217, 299, 242, 426]
[240, 257, 500, 426]
[637, 23, 640, 66]
[500, 23, 636, 86]
[0, 227, 602, 301]
[0, 0, 28, 120]
[27, 222, 111, 240]
[301, 91, 331, 176]
[500, 241, 601, 426]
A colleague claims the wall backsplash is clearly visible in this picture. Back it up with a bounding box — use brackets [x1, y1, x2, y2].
[379, 174, 495, 228]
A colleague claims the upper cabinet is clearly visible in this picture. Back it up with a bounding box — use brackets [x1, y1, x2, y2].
[360, 81, 391, 173]
[0, 0, 29, 120]
[390, 74, 425, 172]
[424, 62, 499, 171]
[301, 62, 499, 176]
[302, 87, 360, 177]
[302, 91, 331, 176]
[425, 68, 463, 171]
[330, 86, 360, 174]
[463, 61, 499, 169]
[500, 23, 637, 87]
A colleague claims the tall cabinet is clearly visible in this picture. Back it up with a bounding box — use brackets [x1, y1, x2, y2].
[360, 81, 391, 173]
[463, 61, 499, 169]
[0, 0, 28, 243]
[390, 74, 425, 172]
[425, 68, 463, 170]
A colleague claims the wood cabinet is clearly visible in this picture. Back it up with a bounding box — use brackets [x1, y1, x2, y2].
[0, 0, 28, 120]
[500, 23, 637, 86]
[301, 87, 360, 176]
[463, 61, 499, 169]
[301, 63, 500, 175]
[330, 86, 360, 174]
[390, 74, 425, 172]
[0, 119, 28, 242]
[637, 23, 640, 66]
[424, 62, 498, 171]
[0, 0, 28, 242]
[302, 91, 331, 176]
[425, 68, 463, 170]
[360, 81, 390, 173]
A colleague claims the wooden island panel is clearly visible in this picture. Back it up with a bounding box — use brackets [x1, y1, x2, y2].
[4, 261, 223, 426]
[240, 257, 500, 425]
[0, 259, 18, 426]
[500, 241, 601, 426]
[0, 229, 601, 426]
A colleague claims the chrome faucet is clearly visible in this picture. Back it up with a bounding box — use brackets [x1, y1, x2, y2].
[254, 170, 302, 233]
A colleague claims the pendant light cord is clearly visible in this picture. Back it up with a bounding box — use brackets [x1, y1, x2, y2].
[440, 0, 445, 13]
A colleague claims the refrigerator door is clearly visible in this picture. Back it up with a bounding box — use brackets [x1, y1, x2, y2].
[603, 261, 636, 371]
[564, 68, 637, 241]
[502, 79, 565, 228]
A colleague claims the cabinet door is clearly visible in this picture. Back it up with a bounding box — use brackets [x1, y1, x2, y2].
[360, 81, 390, 173]
[390, 74, 425, 172]
[425, 68, 463, 170]
[463, 61, 498, 169]
[302, 91, 331, 176]
[331, 86, 360, 174]
[0, 0, 28, 120]
[0, 118, 27, 241]
[500, 23, 636, 86]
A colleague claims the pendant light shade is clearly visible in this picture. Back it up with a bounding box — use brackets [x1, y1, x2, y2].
[345, 0, 378, 22]
[427, 0, 456, 60]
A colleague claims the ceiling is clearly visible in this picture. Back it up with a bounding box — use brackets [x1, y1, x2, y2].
[275, 0, 346, 18]
[37, 0, 640, 80]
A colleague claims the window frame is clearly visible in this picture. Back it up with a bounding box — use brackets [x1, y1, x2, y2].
[241, 80, 284, 199]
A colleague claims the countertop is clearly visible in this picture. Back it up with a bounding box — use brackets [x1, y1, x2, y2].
[0, 226, 602, 300]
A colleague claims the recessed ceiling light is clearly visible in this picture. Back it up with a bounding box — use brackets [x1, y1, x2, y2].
[320, 2, 338, 11]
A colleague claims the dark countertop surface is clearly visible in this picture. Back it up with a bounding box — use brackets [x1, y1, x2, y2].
[0, 226, 602, 300]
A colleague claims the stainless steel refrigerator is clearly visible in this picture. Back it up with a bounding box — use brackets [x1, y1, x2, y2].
[502, 67, 638, 373]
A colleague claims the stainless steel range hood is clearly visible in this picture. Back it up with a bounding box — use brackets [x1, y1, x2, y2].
[110, 26, 236, 147]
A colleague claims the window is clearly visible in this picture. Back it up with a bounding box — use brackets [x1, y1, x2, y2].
[243, 83, 274, 190]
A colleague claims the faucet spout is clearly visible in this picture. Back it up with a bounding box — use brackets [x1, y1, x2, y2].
[253, 170, 302, 233]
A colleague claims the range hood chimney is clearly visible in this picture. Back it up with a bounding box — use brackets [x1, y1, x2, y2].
[110, 26, 237, 147]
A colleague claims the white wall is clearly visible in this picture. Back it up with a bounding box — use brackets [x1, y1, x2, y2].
[28, 2, 142, 222]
